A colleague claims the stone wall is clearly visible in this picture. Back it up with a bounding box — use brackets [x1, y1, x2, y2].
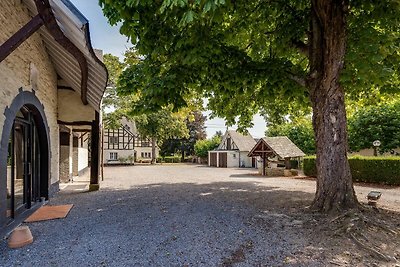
[0, 0, 59, 184]
[59, 146, 71, 183]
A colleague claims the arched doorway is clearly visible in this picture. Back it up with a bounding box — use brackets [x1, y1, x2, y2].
[0, 91, 50, 225]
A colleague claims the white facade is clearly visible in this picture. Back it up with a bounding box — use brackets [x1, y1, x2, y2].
[208, 130, 257, 168]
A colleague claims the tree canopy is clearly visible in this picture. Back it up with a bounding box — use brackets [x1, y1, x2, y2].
[102, 52, 190, 156]
[160, 111, 206, 158]
[100, 0, 399, 128]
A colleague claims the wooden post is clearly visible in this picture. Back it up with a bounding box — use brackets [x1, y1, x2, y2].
[284, 158, 291, 169]
[262, 153, 266, 176]
[89, 112, 100, 191]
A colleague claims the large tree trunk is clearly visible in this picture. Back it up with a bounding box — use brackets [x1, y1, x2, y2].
[151, 137, 156, 164]
[308, 0, 358, 212]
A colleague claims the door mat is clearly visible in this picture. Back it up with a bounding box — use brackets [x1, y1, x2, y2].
[24, 204, 73, 222]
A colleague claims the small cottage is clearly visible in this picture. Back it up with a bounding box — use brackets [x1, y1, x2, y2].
[208, 130, 257, 168]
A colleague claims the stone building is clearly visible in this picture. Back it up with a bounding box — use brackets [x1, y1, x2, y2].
[0, 0, 107, 233]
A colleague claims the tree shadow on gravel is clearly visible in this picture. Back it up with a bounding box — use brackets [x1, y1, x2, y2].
[1, 181, 400, 267]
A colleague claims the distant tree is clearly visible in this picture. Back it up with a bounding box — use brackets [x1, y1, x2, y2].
[161, 111, 206, 160]
[266, 117, 315, 155]
[194, 135, 221, 159]
[135, 109, 189, 163]
[214, 130, 223, 138]
[348, 102, 400, 153]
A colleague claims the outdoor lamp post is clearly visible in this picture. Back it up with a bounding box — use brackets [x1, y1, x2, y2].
[373, 140, 381, 156]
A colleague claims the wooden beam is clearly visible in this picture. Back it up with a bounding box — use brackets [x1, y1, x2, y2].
[0, 14, 44, 63]
[57, 85, 75, 91]
[72, 129, 91, 132]
[34, 0, 89, 105]
[90, 111, 100, 187]
[58, 120, 92, 126]
[262, 153, 266, 176]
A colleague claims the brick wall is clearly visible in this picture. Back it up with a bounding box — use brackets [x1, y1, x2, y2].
[0, 1, 59, 184]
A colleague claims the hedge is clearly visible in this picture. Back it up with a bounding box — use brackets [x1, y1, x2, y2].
[161, 156, 182, 163]
[303, 156, 400, 185]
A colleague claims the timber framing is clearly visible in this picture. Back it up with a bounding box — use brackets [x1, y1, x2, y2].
[57, 120, 93, 126]
[33, 0, 89, 105]
[0, 0, 90, 105]
[0, 14, 44, 62]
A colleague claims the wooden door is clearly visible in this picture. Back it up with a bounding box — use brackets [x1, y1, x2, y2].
[219, 152, 227, 168]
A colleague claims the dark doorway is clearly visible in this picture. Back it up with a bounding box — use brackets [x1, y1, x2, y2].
[6, 106, 44, 220]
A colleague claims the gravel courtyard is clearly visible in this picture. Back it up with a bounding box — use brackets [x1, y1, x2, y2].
[1, 164, 400, 266]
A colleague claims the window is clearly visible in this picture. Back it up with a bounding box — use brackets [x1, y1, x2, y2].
[110, 152, 118, 160]
[141, 152, 144, 158]
[109, 136, 119, 144]
[148, 153, 151, 158]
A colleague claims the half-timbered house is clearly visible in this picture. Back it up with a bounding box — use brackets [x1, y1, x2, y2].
[103, 119, 158, 164]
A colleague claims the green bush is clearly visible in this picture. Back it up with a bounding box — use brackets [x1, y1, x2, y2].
[303, 156, 400, 185]
[303, 156, 317, 177]
[163, 156, 182, 163]
[349, 156, 400, 185]
[156, 157, 164, 163]
[194, 136, 221, 158]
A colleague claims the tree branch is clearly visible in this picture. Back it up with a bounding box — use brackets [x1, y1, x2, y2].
[287, 72, 306, 87]
[291, 39, 309, 57]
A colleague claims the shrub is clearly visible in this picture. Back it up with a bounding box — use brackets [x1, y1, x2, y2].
[118, 157, 128, 163]
[349, 156, 400, 185]
[303, 156, 317, 177]
[163, 156, 181, 163]
[194, 136, 221, 158]
[303, 155, 400, 185]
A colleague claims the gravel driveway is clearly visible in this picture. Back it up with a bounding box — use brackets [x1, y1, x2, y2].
[1, 164, 399, 266]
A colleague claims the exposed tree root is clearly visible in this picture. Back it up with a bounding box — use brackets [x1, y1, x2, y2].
[329, 208, 399, 263]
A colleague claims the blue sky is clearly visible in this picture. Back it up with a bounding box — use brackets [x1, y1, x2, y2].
[69, 0, 267, 138]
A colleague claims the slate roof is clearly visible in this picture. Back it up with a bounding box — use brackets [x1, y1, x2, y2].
[264, 136, 305, 158]
[249, 136, 305, 158]
[219, 130, 256, 151]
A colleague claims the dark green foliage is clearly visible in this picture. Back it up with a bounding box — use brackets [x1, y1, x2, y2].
[348, 101, 400, 153]
[162, 156, 182, 163]
[267, 118, 315, 155]
[303, 156, 317, 177]
[304, 156, 400, 185]
[160, 111, 206, 157]
[350, 156, 400, 185]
